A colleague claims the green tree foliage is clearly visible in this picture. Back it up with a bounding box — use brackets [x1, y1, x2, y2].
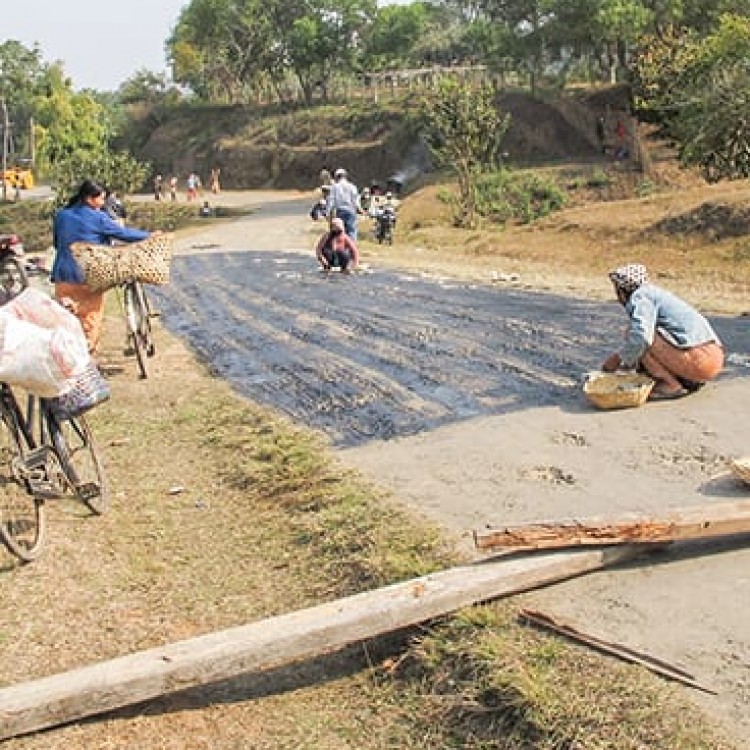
[362, 3, 429, 70]
[168, 0, 375, 104]
[169, 0, 281, 102]
[0, 40, 50, 160]
[418, 77, 510, 227]
[632, 13, 750, 181]
[286, 0, 376, 103]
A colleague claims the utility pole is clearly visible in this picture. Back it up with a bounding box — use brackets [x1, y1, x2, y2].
[29, 116, 35, 168]
[1, 97, 7, 202]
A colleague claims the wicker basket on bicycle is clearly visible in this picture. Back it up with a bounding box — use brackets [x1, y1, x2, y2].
[70, 233, 174, 292]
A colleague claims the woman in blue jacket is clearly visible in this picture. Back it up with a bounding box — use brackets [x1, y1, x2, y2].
[52, 180, 153, 354]
[602, 263, 724, 400]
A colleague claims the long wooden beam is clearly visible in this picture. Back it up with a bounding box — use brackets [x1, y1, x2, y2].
[474, 499, 750, 552]
[0, 546, 641, 740]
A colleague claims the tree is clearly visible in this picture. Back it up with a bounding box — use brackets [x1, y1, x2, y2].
[417, 77, 510, 227]
[632, 14, 750, 181]
[0, 40, 50, 161]
[362, 3, 429, 70]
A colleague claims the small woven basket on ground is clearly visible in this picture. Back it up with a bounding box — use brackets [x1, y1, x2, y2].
[49, 362, 110, 421]
[729, 457, 750, 486]
[583, 371, 655, 410]
[70, 233, 174, 292]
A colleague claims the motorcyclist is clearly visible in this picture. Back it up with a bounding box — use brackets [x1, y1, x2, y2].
[374, 191, 398, 243]
[310, 184, 331, 221]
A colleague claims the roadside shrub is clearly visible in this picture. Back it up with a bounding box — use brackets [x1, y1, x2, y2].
[475, 170, 567, 225]
[587, 167, 611, 188]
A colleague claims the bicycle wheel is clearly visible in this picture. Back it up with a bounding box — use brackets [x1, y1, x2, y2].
[134, 281, 156, 358]
[47, 411, 109, 515]
[0, 396, 45, 561]
[124, 282, 148, 379]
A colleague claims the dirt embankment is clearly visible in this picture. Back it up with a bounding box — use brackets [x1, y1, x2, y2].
[129, 86, 635, 191]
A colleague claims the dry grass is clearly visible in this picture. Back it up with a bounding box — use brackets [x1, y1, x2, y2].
[365, 171, 750, 316]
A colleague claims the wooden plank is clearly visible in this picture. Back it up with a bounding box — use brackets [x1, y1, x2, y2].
[518, 609, 717, 694]
[0, 546, 641, 740]
[474, 499, 750, 552]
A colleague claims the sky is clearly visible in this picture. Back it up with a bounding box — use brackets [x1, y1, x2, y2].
[2, 0, 189, 91]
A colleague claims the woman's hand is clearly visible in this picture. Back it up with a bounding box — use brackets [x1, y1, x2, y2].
[601, 353, 621, 372]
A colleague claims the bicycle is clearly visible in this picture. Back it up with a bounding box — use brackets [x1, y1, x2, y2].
[119, 278, 156, 380]
[0, 253, 109, 561]
[0, 385, 109, 562]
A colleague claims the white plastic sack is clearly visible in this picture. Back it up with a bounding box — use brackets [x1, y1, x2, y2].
[0, 313, 90, 397]
[3, 287, 83, 337]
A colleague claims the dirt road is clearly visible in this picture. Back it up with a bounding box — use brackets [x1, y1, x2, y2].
[156, 192, 750, 742]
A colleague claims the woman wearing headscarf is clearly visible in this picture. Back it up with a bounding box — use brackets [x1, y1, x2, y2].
[602, 263, 724, 400]
[52, 179, 153, 354]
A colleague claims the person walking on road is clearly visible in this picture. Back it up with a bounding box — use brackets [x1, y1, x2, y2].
[327, 168, 361, 240]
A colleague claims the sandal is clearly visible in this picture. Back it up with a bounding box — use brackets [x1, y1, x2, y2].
[678, 378, 705, 393]
[648, 386, 689, 401]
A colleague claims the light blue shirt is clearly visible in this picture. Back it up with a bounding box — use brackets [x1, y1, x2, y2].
[620, 284, 721, 367]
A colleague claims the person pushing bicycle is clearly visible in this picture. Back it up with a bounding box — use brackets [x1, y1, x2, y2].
[52, 180, 157, 355]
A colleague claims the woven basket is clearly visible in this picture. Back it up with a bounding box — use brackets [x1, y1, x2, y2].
[729, 457, 750, 486]
[49, 362, 110, 420]
[583, 371, 655, 410]
[70, 233, 174, 292]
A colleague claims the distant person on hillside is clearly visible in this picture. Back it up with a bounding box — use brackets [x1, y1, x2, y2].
[615, 119, 628, 159]
[596, 115, 607, 154]
[210, 168, 221, 194]
[186, 173, 198, 201]
[315, 217, 359, 274]
[153, 174, 164, 201]
[319, 165, 332, 187]
[327, 168, 361, 240]
[169, 176, 178, 201]
[601, 263, 724, 400]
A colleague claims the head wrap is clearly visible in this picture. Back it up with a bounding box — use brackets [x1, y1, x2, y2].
[609, 264, 648, 294]
[330, 217, 345, 232]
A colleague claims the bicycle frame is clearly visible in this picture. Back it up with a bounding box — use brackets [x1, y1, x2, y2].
[120, 279, 156, 379]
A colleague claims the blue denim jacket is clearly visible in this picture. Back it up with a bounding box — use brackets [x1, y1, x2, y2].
[52, 204, 149, 284]
[620, 284, 721, 367]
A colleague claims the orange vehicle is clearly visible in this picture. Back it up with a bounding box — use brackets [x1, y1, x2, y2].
[2, 166, 34, 190]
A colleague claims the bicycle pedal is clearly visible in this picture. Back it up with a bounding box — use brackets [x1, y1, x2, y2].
[26, 477, 59, 499]
[76, 482, 101, 501]
[23, 446, 56, 470]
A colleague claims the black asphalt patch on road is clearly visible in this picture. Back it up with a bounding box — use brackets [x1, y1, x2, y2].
[153, 250, 749, 447]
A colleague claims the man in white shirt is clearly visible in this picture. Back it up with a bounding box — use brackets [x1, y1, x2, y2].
[327, 168, 361, 239]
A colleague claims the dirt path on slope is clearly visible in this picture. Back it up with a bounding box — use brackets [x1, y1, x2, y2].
[159, 190, 750, 742]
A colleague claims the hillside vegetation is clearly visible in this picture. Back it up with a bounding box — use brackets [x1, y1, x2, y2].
[121, 86, 633, 191]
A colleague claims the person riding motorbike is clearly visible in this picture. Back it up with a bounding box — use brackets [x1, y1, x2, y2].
[374, 191, 398, 244]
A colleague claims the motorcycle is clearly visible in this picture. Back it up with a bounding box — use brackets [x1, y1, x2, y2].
[375, 206, 397, 245]
[0, 233, 28, 305]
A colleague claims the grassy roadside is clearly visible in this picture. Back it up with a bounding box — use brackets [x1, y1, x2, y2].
[359, 170, 750, 316]
[0, 289, 736, 748]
